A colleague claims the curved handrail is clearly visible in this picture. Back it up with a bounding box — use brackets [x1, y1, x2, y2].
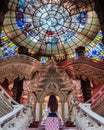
[0, 85, 25, 125]
[79, 103, 104, 125]
[0, 104, 24, 124]
[0, 85, 33, 130]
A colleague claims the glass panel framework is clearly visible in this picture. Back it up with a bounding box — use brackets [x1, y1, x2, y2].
[1, 0, 103, 61]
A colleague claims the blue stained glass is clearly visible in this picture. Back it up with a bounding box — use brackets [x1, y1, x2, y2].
[92, 50, 100, 56]
[5, 41, 10, 44]
[2, 48, 16, 57]
[19, 0, 25, 8]
[52, 37, 59, 44]
[0, 55, 3, 59]
[76, 12, 88, 27]
[42, 57, 46, 63]
[74, 52, 78, 58]
[10, 45, 17, 50]
[93, 39, 99, 44]
[1, 32, 5, 37]
[86, 45, 93, 50]
[85, 39, 104, 60]
[97, 31, 103, 37]
[100, 56, 104, 60]
[45, 37, 59, 46]
[0, 31, 18, 59]
[97, 44, 103, 50]
[16, 20, 24, 27]
[63, 30, 75, 44]
[84, 30, 103, 61]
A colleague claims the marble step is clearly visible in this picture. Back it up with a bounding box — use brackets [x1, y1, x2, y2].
[26, 127, 78, 130]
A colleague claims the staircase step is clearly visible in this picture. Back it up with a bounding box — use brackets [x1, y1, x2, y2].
[26, 127, 78, 130]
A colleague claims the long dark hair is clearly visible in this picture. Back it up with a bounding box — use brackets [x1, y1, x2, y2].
[48, 95, 58, 113]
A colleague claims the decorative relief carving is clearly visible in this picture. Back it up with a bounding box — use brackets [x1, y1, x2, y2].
[57, 57, 104, 83]
[0, 55, 103, 104]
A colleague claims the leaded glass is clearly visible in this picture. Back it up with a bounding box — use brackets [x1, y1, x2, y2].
[0, 30, 18, 59]
[0, 0, 103, 61]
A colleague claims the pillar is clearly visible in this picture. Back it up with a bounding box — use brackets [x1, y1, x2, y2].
[39, 103, 42, 121]
[62, 101, 69, 120]
[62, 101, 65, 120]
[64, 102, 69, 120]
[35, 102, 40, 121]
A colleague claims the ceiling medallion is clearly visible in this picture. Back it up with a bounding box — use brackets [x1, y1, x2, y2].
[33, 3, 71, 35]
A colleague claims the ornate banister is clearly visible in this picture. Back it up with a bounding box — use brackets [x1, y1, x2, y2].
[0, 85, 33, 130]
[75, 103, 104, 130]
[0, 105, 24, 125]
[79, 103, 104, 124]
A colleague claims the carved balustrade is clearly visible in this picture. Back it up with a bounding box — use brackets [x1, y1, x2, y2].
[0, 85, 33, 130]
[75, 103, 104, 130]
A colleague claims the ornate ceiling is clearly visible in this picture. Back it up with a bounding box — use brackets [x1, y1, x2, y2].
[0, 0, 103, 61]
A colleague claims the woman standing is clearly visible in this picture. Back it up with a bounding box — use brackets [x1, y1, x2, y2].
[47, 95, 58, 117]
[45, 95, 63, 130]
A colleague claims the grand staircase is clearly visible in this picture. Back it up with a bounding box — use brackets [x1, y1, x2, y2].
[0, 84, 104, 130]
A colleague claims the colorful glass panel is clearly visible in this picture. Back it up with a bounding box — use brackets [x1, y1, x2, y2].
[0, 0, 103, 61]
[0, 30, 18, 59]
[85, 31, 104, 61]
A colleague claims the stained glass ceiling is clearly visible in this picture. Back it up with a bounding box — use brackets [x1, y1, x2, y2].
[0, 0, 104, 61]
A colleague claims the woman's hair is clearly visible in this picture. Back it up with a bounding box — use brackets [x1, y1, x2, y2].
[48, 95, 58, 113]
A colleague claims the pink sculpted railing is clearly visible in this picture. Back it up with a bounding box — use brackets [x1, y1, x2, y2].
[87, 84, 104, 112]
[56, 56, 104, 70]
[92, 85, 104, 107]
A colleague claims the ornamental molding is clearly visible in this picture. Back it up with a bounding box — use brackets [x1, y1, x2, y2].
[57, 57, 104, 83]
[0, 55, 104, 84]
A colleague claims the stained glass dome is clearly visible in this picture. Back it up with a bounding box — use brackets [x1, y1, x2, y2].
[0, 0, 104, 61]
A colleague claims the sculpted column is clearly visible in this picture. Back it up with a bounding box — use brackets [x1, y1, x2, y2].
[64, 101, 69, 120]
[39, 102, 42, 121]
[62, 101, 69, 120]
[62, 101, 64, 119]
[35, 102, 40, 121]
